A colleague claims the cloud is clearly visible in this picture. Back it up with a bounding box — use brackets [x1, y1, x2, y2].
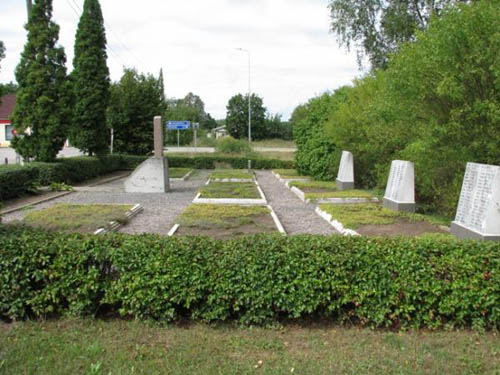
[0, 0, 360, 120]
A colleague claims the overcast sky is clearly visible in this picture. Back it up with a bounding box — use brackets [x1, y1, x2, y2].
[0, 0, 361, 120]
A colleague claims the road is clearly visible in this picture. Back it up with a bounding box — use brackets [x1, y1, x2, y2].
[0, 146, 297, 165]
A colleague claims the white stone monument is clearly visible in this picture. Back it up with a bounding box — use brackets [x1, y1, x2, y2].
[383, 160, 415, 212]
[336, 151, 354, 190]
[124, 116, 170, 193]
[450, 162, 500, 240]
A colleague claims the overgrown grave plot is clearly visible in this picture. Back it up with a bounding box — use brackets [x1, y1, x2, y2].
[288, 180, 379, 204]
[169, 204, 285, 238]
[20, 203, 143, 234]
[209, 169, 254, 182]
[169, 167, 194, 181]
[316, 203, 450, 237]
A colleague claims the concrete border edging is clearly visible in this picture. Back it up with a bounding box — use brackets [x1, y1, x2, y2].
[170, 169, 193, 182]
[267, 204, 286, 235]
[314, 206, 360, 237]
[167, 223, 180, 237]
[94, 204, 144, 235]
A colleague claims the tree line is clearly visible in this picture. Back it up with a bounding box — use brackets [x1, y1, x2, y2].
[294, 0, 500, 216]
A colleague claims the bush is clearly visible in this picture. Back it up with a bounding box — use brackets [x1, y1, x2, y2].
[1, 225, 499, 330]
[215, 136, 252, 154]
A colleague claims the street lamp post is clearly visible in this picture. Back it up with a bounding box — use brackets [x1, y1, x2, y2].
[236, 48, 251, 143]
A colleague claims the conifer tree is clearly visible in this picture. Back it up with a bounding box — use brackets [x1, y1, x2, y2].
[11, 0, 69, 162]
[70, 0, 110, 156]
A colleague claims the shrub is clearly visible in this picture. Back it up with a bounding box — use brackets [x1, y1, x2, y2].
[215, 136, 252, 154]
[1, 225, 499, 330]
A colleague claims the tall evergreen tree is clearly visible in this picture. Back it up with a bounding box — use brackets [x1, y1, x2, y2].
[11, 0, 69, 162]
[70, 0, 110, 156]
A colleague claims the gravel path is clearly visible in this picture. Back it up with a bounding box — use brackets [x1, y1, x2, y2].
[255, 171, 338, 235]
[3, 170, 210, 235]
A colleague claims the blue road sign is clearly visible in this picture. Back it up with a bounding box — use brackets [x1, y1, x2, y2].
[166, 121, 191, 130]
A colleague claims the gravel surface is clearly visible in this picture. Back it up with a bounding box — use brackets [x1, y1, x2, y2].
[255, 171, 339, 235]
[3, 170, 210, 235]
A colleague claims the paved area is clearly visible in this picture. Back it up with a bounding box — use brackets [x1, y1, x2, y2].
[255, 170, 339, 235]
[3, 170, 210, 235]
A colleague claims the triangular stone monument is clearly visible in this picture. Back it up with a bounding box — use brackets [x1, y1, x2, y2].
[383, 160, 415, 212]
[336, 151, 354, 190]
[450, 162, 500, 240]
[124, 116, 170, 193]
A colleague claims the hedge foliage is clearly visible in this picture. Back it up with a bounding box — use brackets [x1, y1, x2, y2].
[0, 155, 293, 201]
[1, 225, 499, 330]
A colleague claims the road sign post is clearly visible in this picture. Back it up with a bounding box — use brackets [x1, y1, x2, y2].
[166, 121, 191, 149]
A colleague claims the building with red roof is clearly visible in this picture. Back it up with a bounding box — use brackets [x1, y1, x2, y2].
[0, 93, 16, 146]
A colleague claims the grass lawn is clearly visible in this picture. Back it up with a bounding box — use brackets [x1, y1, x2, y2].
[23, 203, 133, 233]
[178, 204, 271, 230]
[289, 181, 375, 200]
[1, 319, 498, 375]
[319, 203, 450, 229]
[169, 168, 192, 179]
[251, 139, 296, 148]
[199, 182, 261, 199]
[273, 169, 309, 179]
[166, 151, 295, 161]
[210, 169, 254, 179]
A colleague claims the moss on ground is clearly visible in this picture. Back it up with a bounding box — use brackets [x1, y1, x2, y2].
[169, 168, 192, 178]
[209, 169, 254, 179]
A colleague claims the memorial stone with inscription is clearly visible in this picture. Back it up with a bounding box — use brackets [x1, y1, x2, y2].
[336, 151, 354, 190]
[124, 116, 170, 193]
[450, 162, 500, 240]
[383, 160, 415, 212]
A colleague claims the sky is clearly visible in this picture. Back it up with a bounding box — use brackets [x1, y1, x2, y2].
[0, 0, 361, 120]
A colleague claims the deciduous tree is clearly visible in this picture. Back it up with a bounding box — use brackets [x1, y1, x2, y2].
[225, 93, 266, 140]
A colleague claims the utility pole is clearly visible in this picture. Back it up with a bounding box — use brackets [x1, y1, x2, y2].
[26, 0, 32, 21]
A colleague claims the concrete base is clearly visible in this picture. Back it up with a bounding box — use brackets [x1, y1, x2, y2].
[336, 179, 354, 190]
[124, 157, 170, 193]
[382, 197, 415, 213]
[450, 222, 500, 241]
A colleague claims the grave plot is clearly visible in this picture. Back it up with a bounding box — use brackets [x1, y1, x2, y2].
[169, 168, 194, 181]
[272, 169, 310, 183]
[193, 180, 267, 205]
[21, 203, 143, 234]
[169, 204, 285, 239]
[316, 203, 449, 237]
[209, 169, 255, 182]
[288, 180, 379, 204]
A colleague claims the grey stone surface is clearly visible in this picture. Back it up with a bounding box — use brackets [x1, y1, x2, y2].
[382, 198, 415, 213]
[336, 179, 354, 190]
[255, 170, 339, 235]
[124, 157, 170, 193]
[3, 171, 209, 235]
[450, 222, 500, 241]
[154, 116, 164, 158]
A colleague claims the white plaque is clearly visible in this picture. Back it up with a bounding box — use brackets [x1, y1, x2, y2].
[452, 162, 500, 238]
[384, 160, 415, 204]
[337, 151, 354, 183]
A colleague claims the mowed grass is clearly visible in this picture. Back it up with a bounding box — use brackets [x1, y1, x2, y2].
[23, 203, 133, 233]
[199, 182, 261, 199]
[289, 180, 375, 200]
[251, 139, 296, 148]
[169, 168, 192, 178]
[319, 203, 450, 229]
[0, 319, 498, 375]
[178, 204, 270, 229]
[210, 169, 254, 179]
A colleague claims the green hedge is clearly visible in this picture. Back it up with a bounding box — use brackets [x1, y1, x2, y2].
[1, 225, 498, 330]
[0, 155, 293, 201]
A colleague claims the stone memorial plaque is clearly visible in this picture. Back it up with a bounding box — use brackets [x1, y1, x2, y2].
[336, 151, 354, 190]
[383, 160, 415, 212]
[451, 162, 500, 240]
